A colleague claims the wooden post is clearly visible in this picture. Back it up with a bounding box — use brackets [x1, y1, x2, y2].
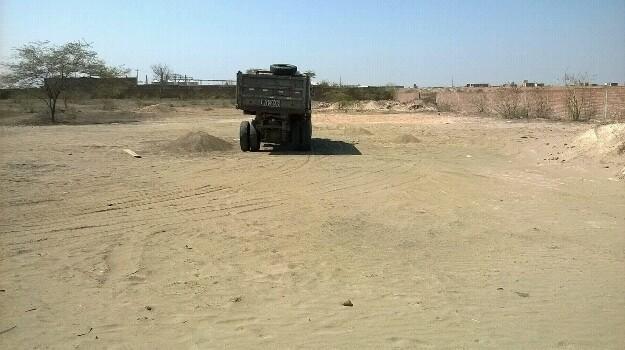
[604, 87, 608, 120]
[123, 149, 142, 158]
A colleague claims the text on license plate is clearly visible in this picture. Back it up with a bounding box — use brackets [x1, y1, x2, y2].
[260, 99, 280, 107]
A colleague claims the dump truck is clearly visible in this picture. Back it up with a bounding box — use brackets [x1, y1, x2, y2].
[236, 64, 312, 151]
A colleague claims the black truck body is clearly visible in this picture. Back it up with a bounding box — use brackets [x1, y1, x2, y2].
[236, 64, 312, 151]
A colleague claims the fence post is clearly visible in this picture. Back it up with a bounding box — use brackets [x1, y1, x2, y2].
[604, 87, 608, 120]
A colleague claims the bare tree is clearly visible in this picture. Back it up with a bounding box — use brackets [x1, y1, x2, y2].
[2, 40, 127, 122]
[151, 64, 172, 84]
[151, 64, 172, 98]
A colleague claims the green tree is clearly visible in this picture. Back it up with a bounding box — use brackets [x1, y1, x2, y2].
[303, 70, 316, 78]
[2, 40, 127, 122]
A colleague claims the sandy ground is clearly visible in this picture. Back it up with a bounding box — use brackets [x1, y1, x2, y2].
[1, 103, 624, 349]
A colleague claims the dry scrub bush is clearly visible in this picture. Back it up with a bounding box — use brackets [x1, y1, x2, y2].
[337, 100, 356, 111]
[494, 87, 528, 119]
[566, 88, 596, 121]
[470, 92, 489, 114]
[436, 102, 455, 112]
[420, 91, 437, 105]
[564, 73, 597, 121]
[134, 99, 155, 108]
[15, 97, 37, 113]
[528, 91, 552, 118]
[102, 99, 117, 111]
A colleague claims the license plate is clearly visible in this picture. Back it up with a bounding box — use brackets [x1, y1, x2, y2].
[260, 99, 280, 108]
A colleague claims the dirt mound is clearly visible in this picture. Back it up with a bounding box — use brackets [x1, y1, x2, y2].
[314, 100, 432, 112]
[344, 126, 373, 136]
[393, 134, 421, 144]
[618, 167, 625, 180]
[163, 131, 232, 153]
[137, 103, 175, 113]
[362, 100, 391, 110]
[564, 124, 625, 159]
[312, 101, 332, 109]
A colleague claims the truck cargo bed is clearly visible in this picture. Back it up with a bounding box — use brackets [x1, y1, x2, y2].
[236, 71, 311, 115]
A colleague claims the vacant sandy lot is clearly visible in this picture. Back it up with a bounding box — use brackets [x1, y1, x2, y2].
[1, 104, 624, 349]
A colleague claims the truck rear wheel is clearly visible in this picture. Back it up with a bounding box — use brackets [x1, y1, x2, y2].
[291, 118, 311, 151]
[239, 121, 250, 152]
[301, 118, 312, 151]
[249, 123, 261, 152]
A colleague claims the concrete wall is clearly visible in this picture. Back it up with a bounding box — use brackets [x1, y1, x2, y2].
[435, 87, 625, 121]
[312, 86, 396, 101]
[44, 77, 138, 98]
[0, 84, 236, 100]
[128, 85, 235, 99]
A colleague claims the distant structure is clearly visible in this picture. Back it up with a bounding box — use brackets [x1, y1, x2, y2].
[522, 80, 545, 87]
[150, 77, 234, 86]
[605, 82, 619, 86]
[170, 74, 198, 86]
[466, 83, 489, 88]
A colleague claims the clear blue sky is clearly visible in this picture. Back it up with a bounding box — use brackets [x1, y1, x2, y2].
[1, 0, 624, 86]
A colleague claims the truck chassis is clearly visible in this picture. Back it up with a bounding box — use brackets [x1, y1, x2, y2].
[236, 64, 312, 152]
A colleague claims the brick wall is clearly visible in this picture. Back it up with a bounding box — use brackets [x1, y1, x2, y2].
[434, 87, 625, 121]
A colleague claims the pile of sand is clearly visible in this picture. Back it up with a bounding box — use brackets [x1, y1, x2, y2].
[344, 126, 373, 136]
[314, 100, 430, 112]
[564, 123, 625, 159]
[313, 100, 429, 112]
[393, 134, 421, 144]
[137, 103, 175, 113]
[312, 101, 332, 109]
[163, 131, 232, 153]
[618, 167, 625, 180]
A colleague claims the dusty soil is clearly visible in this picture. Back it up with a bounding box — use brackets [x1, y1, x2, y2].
[1, 103, 624, 349]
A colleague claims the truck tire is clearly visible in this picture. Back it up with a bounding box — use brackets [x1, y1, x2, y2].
[239, 121, 250, 152]
[249, 123, 260, 152]
[270, 64, 297, 76]
[290, 119, 302, 149]
[301, 118, 312, 151]
[291, 118, 311, 151]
